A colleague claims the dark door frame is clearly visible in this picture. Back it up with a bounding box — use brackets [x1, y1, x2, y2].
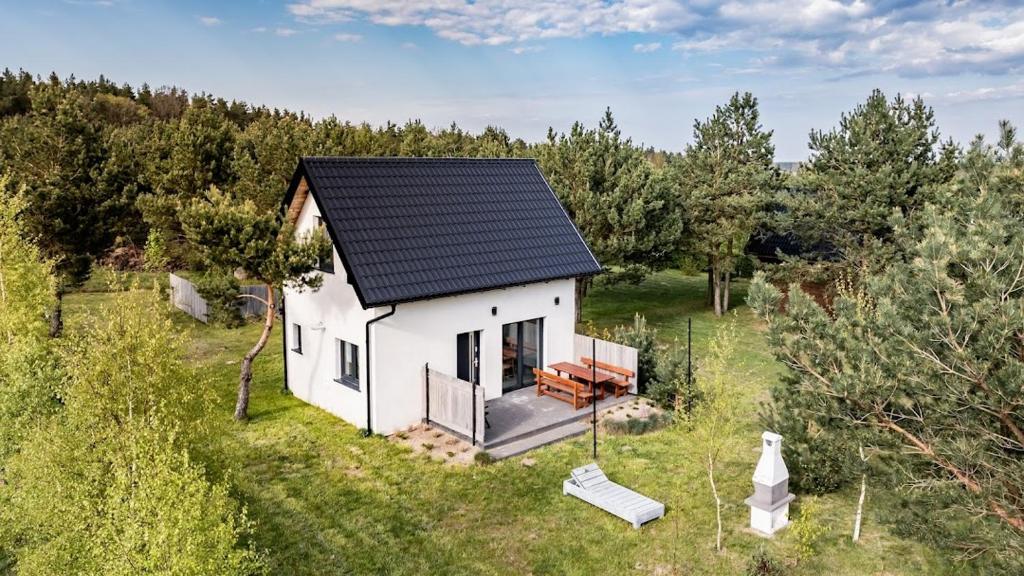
[457, 330, 481, 385]
[502, 318, 544, 393]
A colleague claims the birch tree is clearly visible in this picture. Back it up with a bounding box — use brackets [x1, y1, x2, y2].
[690, 321, 742, 552]
[2, 289, 264, 575]
[179, 187, 327, 421]
[0, 174, 59, 464]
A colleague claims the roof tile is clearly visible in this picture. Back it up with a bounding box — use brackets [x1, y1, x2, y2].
[294, 157, 601, 307]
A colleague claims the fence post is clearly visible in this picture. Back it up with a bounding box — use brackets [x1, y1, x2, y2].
[686, 318, 693, 417]
[425, 363, 430, 424]
[591, 337, 598, 460]
[471, 383, 477, 447]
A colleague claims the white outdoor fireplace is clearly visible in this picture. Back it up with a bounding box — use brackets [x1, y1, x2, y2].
[745, 431, 796, 535]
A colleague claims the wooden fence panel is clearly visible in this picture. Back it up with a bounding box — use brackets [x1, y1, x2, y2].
[424, 366, 484, 444]
[239, 284, 280, 318]
[168, 274, 279, 323]
[573, 334, 640, 394]
[169, 273, 208, 323]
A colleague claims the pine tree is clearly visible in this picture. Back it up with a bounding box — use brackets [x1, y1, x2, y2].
[179, 187, 328, 421]
[773, 90, 958, 284]
[674, 92, 778, 316]
[538, 108, 682, 320]
[750, 170, 1024, 567]
[0, 82, 108, 335]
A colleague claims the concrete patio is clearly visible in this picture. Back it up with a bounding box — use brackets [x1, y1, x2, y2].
[484, 387, 633, 459]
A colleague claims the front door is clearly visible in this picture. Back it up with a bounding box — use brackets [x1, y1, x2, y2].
[456, 330, 480, 385]
[501, 318, 543, 393]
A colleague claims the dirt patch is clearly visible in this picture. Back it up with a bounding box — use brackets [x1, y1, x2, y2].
[390, 423, 480, 466]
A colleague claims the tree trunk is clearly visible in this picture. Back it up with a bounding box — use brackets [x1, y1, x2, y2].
[723, 270, 731, 313]
[853, 472, 866, 543]
[711, 256, 723, 317]
[708, 453, 722, 552]
[235, 284, 275, 422]
[706, 260, 714, 307]
[49, 288, 64, 338]
[853, 445, 867, 543]
[721, 238, 733, 313]
[574, 277, 589, 324]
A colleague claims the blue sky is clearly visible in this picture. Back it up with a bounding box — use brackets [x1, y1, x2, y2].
[3, 0, 1024, 160]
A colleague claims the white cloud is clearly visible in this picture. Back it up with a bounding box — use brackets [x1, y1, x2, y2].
[251, 26, 268, 33]
[401, 41, 419, 49]
[510, 45, 545, 55]
[275, 27, 299, 37]
[672, 1, 1024, 77]
[198, 16, 221, 27]
[283, 1, 1024, 78]
[333, 32, 363, 42]
[286, 0, 694, 46]
[943, 82, 1024, 104]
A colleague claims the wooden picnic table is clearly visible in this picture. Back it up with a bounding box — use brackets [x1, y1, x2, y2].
[548, 361, 617, 401]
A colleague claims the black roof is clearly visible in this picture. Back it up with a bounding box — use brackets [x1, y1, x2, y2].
[285, 157, 601, 308]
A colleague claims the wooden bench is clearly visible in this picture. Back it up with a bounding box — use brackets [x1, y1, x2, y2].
[581, 357, 634, 398]
[533, 368, 593, 410]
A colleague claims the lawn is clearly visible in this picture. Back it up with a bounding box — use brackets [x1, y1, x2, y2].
[65, 270, 955, 575]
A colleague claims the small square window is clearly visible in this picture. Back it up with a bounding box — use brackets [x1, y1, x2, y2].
[334, 338, 360, 390]
[291, 323, 302, 354]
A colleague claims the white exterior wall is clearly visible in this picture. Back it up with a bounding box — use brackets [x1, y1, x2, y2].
[284, 193, 377, 429]
[283, 190, 579, 435]
[372, 278, 576, 434]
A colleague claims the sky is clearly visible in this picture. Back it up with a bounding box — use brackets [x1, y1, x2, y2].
[3, 0, 1024, 160]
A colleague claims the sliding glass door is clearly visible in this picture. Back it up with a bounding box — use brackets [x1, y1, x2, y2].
[501, 318, 543, 393]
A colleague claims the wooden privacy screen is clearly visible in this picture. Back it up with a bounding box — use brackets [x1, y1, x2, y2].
[572, 334, 640, 394]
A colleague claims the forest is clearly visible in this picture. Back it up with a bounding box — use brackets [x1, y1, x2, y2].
[0, 68, 1022, 574]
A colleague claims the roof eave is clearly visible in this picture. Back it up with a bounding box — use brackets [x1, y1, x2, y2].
[361, 270, 601, 308]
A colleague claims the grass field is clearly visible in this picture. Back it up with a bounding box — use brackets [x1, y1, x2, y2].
[65, 270, 956, 575]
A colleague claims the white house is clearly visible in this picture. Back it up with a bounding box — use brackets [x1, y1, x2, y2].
[281, 157, 602, 435]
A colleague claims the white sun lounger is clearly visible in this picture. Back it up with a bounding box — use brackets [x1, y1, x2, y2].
[563, 463, 665, 529]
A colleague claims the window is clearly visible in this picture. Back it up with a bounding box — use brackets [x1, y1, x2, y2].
[335, 338, 360, 390]
[502, 318, 544, 393]
[315, 216, 335, 274]
[291, 323, 302, 354]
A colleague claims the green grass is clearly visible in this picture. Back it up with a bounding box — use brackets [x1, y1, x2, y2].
[63, 271, 956, 575]
[75, 266, 169, 292]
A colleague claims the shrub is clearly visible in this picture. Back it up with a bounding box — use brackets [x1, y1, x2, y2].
[647, 341, 701, 412]
[611, 314, 658, 394]
[604, 412, 673, 435]
[745, 547, 787, 576]
[761, 383, 858, 494]
[790, 497, 828, 562]
[474, 451, 495, 465]
[142, 228, 170, 272]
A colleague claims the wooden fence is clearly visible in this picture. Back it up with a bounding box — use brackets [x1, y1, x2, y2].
[424, 365, 486, 445]
[169, 273, 209, 323]
[168, 273, 279, 324]
[573, 334, 640, 394]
